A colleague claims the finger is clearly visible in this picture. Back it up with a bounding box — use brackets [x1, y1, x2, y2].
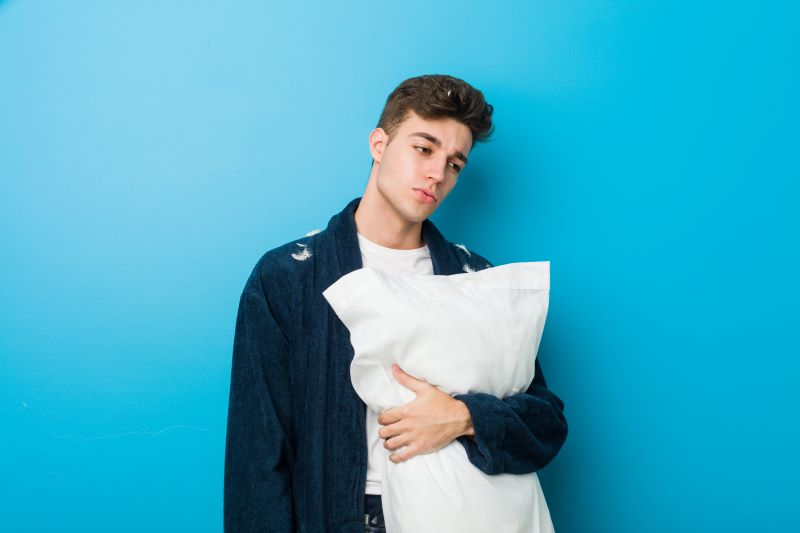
[383, 435, 409, 451]
[391, 364, 428, 393]
[378, 407, 402, 426]
[377, 421, 405, 439]
[390, 444, 418, 464]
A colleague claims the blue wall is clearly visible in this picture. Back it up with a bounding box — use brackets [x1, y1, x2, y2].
[1, 1, 797, 531]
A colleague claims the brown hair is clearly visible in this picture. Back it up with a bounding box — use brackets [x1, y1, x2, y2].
[376, 74, 494, 146]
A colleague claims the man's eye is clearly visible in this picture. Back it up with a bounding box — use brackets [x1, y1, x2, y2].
[449, 162, 462, 172]
[415, 146, 431, 154]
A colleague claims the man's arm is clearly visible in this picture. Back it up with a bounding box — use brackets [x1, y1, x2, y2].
[224, 272, 295, 533]
[452, 358, 568, 475]
[378, 360, 567, 476]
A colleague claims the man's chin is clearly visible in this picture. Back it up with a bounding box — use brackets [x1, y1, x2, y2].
[403, 202, 437, 223]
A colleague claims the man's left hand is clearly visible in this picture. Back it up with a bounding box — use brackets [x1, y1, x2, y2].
[377, 364, 475, 464]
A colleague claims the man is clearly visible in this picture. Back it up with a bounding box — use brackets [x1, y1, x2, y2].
[224, 74, 568, 533]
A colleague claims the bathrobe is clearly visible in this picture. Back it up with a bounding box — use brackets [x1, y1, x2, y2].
[223, 196, 568, 532]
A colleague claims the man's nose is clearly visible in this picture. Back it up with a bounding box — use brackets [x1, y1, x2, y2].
[426, 161, 446, 182]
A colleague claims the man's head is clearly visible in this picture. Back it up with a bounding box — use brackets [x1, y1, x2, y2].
[376, 74, 494, 148]
[365, 75, 494, 226]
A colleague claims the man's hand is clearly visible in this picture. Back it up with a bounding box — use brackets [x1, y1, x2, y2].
[377, 364, 475, 464]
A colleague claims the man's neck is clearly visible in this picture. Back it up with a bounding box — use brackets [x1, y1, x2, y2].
[354, 183, 425, 250]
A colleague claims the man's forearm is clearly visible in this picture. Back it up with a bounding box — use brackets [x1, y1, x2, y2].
[453, 359, 568, 475]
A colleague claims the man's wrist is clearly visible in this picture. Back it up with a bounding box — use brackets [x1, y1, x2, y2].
[453, 398, 475, 437]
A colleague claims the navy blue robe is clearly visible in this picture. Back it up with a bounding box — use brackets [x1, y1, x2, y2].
[224, 196, 568, 532]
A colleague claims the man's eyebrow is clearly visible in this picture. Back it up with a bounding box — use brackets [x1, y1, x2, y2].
[408, 132, 468, 165]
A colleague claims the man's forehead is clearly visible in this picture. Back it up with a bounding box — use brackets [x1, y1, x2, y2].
[399, 113, 472, 152]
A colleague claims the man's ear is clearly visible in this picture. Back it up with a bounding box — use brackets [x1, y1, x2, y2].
[369, 127, 389, 164]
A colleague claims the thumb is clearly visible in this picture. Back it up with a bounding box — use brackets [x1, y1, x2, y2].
[391, 364, 427, 393]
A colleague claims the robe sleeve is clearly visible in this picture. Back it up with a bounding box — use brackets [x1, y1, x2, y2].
[224, 270, 295, 532]
[453, 358, 568, 475]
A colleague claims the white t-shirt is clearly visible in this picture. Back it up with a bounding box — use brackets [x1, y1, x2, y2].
[356, 230, 433, 496]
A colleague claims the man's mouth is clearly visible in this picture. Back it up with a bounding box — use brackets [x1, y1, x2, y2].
[414, 188, 437, 203]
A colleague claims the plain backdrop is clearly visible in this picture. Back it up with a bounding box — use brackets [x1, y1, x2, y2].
[1, 1, 798, 531]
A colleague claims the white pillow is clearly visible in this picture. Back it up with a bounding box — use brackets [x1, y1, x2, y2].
[322, 261, 553, 533]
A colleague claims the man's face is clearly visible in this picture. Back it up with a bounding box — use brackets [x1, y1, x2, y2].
[369, 110, 473, 224]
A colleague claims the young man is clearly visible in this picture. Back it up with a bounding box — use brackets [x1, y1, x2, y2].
[224, 74, 568, 533]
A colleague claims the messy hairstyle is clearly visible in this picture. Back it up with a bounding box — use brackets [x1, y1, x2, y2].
[376, 74, 494, 146]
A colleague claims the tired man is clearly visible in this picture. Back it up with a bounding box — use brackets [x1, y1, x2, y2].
[224, 74, 568, 533]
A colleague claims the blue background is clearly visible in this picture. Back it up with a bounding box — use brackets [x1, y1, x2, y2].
[1, 1, 797, 531]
